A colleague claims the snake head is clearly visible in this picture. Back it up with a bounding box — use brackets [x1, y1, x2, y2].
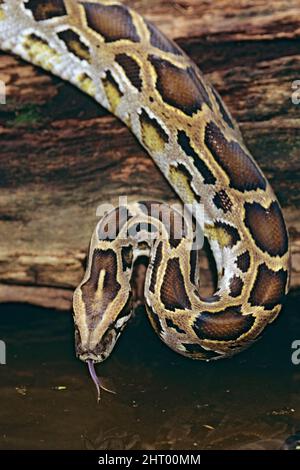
[73, 278, 132, 400]
[72, 237, 134, 364]
[73, 285, 133, 364]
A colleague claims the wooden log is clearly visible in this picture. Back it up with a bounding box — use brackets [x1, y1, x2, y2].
[0, 0, 299, 310]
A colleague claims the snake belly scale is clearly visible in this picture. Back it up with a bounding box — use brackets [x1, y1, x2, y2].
[0, 1, 290, 376]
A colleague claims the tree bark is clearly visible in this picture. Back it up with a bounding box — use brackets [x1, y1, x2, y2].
[0, 0, 299, 310]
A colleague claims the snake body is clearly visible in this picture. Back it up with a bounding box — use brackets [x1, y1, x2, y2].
[0, 1, 290, 369]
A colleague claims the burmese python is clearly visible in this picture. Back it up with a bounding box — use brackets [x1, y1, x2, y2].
[0, 0, 290, 398]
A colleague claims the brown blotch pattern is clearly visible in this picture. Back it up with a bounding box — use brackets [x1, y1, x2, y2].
[249, 263, 288, 310]
[81, 249, 121, 329]
[244, 201, 289, 257]
[205, 121, 266, 192]
[177, 130, 216, 185]
[160, 258, 191, 311]
[229, 275, 244, 297]
[149, 241, 163, 294]
[149, 55, 211, 116]
[236, 251, 251, 273]
[145, 20, 182, 56]
[98, 207, 130, 241]
[115, 53, 142, 91]
[82, 2, 139, 43]
[58, 29, 91, 62]
[213, 189, 233, 213]
[25, 0, 67, 20]
[193, 307, 255, 341]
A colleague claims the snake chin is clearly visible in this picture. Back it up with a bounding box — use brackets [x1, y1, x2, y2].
[75, 327, 117, 364]
[79, 352, 104, 363]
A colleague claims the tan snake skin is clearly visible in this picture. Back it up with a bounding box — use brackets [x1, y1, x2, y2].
[0, 1, 290, 373]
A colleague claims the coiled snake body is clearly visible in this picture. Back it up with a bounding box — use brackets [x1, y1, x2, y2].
[0, 0, 290, 393]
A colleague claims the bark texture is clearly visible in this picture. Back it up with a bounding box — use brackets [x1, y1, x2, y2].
[0, 0, 299, 310]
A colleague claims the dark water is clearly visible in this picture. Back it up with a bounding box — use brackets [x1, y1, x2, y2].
[0, 295, 299, 450]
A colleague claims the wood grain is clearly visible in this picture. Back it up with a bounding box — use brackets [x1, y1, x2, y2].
[0, 0, 299, 310]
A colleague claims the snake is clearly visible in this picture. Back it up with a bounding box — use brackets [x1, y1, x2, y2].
[0, 0, 290, 399]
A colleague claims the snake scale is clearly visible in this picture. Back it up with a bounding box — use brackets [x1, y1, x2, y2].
[0, 0, 290, 396]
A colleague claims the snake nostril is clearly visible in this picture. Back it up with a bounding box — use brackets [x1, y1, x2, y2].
[79, 351, 101, 362]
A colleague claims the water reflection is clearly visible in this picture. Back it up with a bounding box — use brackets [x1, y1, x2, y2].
[0, 295, 299, 450]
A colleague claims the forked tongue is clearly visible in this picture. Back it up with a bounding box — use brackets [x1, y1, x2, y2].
[87, 360, 116, 402]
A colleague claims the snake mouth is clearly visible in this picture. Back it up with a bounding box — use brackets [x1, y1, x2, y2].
[87, 360, 116, 402]
[79, 351, 102, 363]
